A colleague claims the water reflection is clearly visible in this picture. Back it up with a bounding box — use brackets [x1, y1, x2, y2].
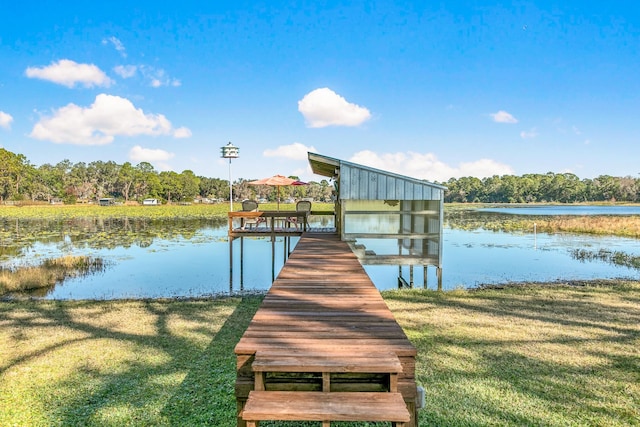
[1, 209, 639, 299]
[4, 257, 110, 298]
[0, 217, 227, 265]
[570, 248, 640, 269]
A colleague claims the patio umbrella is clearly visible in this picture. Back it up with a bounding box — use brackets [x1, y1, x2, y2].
[248, 174, 307, 210]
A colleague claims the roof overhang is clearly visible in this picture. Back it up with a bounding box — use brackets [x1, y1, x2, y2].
[308, 152, 340, 178]
[308, 152, 447, 190]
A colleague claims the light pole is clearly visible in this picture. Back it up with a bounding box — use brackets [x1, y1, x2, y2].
[220, 142, 239, 212]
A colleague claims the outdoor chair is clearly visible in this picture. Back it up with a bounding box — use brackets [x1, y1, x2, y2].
[241, 200, 266, 229]
[287, 200, 312, 230]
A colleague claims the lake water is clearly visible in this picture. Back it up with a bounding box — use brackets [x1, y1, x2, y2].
[2, 207, 639, 299]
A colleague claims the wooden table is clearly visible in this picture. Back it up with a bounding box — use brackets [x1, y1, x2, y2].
[228, 210, 309, 234]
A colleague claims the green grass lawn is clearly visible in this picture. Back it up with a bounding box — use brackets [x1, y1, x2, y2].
[2, 282, 639, 426]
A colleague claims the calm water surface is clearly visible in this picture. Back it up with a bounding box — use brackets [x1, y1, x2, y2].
[2, 207, 639, 299]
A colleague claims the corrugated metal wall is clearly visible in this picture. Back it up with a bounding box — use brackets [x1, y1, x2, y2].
[340, 164, 443, 200]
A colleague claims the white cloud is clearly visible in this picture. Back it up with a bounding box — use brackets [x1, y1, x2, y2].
[350, 150, 514, 182]
[490, 110, 518, 124]
[263, 142, 317, 160]
[102, 36, 127, 57]
[129, 145, 175, 163]
[25, 59, 113, 88]
[173, 127, 192, 138]
[29, 94, 191, 145]
[520, 128, 538, 139]
[298, 88, 371, 128]
[0, 111, 13, 130]
[114, 65, 137, 78]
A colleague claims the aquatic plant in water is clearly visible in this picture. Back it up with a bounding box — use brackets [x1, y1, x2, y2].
[0, 255, 108, 295]
[570, 248, 640, 270]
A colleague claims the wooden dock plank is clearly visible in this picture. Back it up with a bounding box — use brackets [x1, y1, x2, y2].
[242, 391, 411, 423]
[252, 351, 403, 373]
[234, 233, 418, 426]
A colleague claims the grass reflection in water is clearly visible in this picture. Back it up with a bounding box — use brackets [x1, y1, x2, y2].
[1, 255, 108, 296]
[571, 248, 640, 270]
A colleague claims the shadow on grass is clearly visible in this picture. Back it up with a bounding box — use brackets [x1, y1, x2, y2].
[161, 296, 262, 426]
[0, 296, 262, 426]
[383, 283, 640, 426]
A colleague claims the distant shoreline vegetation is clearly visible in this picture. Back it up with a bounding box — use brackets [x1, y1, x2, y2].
[445, 205, 640, 238]
[0, 148, 334, 205]
[2, 147, 640, 205]
[444, 174, 640, 203]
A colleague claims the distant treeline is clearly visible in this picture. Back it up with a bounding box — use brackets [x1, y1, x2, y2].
[2, 148, 637, 204]
[0, 148, 333, 204]
[443, 173, 640, 203]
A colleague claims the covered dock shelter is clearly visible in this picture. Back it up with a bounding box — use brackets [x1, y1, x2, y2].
[308, 152, 446, 289]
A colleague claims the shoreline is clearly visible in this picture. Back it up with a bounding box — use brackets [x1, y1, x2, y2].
[4, 278, 640, 303]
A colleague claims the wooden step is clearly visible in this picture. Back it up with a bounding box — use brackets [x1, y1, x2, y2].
[252, 351, 403, 392]
[252, 351, 402, 372]
[241, 391, 410, 427]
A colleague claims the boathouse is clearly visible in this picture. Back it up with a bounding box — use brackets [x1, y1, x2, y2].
[308, 152, 446, 288]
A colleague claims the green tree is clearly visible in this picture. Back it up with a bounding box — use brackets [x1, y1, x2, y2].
[117, 162, 136, 202]
[88, 160, 120, 199]
[233, 178, 255, 202]
[618, 176, 639, 202]
[306, 181, 330, 202]
[159, 171, 180, 203]
[178, 170, 200, 201]
[592, 175, 621, 202]
[481, 175, 503, 203]
[499, 175, 522, 203]
[69, 162, 93, 201]
[446, 177, 483, 203]
[518, 174, 538, 203]
[133, 162, 159, 200]
[34, 163, 64, 201]
[198, 176, 228, 200]
[0, 148, 32, 201]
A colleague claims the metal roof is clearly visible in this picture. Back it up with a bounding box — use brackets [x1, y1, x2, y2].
[308, 152, 446, 200]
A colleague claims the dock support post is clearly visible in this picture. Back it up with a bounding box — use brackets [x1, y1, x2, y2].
[271, 236, 276, 282]
[437, 267, 442, 291]
[229, 237, 234, 293]
[409, 265, 414, 288]
[423, 266, 428, 289]
[240, 237, 244, 291]
[283, 236, 287, 263]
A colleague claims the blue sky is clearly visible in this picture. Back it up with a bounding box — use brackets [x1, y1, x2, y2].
[1, 1, 638, 183]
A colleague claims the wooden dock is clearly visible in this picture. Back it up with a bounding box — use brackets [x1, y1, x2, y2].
[235, 232, 418, 426]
